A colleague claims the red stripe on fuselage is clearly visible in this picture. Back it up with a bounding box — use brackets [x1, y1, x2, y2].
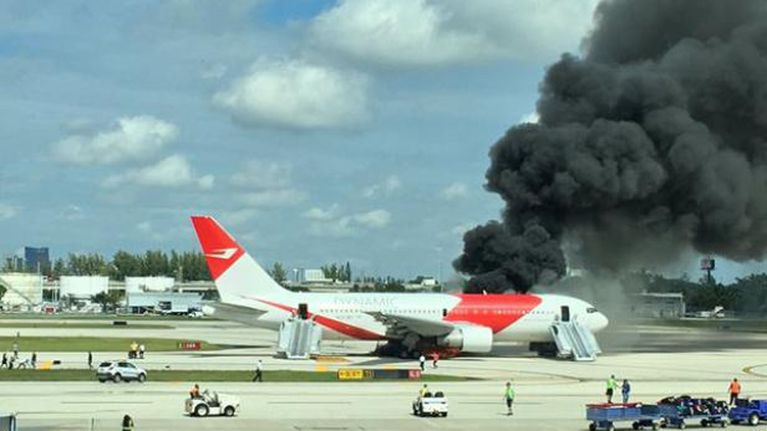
[444, 294, 542, 333]
[256, 298, 382, 340]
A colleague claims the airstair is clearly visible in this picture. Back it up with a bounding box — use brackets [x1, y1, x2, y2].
[549, 320, 601, 361]
[276, 317, 322, 359]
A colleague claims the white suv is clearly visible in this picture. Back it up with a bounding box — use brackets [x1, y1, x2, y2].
[96, 361, 147, 383]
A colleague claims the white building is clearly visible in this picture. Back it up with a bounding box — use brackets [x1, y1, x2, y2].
[125, 276, 174, 293]
[127, 292, 202, 314]
[295, 269, 331, 284]
[60, 276, 109, 299]
[0, 273, 43, 307]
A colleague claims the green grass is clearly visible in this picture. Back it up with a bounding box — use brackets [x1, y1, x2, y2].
[0, 322, 172, 329]
[0, 336, 219, 352]
[0, 369, 471, 382]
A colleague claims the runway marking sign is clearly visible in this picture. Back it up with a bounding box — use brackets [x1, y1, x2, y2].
[337, 369, 364, 380]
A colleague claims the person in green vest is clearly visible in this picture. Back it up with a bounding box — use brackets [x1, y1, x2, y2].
[504, 381, 515, 415]
[606, 375, 618, 403]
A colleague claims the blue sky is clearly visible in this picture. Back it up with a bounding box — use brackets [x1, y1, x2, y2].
[0, 0, 757, 282]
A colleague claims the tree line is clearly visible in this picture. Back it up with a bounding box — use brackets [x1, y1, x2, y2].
[622, 271, 767, 315]
[321, 262, 352, 282]
[6, 250, 212, 281]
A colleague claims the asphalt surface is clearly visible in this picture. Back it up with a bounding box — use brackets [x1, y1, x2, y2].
[1, 318, 766, 430]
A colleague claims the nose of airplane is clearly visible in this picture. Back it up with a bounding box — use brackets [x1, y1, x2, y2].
[594, 312, 609, 332]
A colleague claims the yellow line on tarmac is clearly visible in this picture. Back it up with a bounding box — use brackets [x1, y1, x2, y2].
[313, 356, 350, 364]
[742, 364, 767, 378]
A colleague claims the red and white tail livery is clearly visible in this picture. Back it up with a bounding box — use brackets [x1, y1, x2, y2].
[191, 215, 609, 357]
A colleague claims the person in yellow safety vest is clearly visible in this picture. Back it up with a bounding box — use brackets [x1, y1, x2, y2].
[419, 384, 429, 399]
[606, 375, 618, 403]
[129, 341, 139, 358]
[122, 414, 134, 431]
[504, 382, 515, 416]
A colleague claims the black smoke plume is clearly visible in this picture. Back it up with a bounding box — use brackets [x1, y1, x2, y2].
[456, 0, 767, 293]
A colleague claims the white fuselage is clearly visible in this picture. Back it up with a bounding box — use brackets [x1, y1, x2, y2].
[221, 290, 609, 343]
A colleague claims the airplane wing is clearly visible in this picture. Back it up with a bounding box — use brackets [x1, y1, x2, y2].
[366, 311, 456, 338]
[204, 301, 268, 326]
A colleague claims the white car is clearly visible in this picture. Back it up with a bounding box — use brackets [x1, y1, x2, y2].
[186, 391, 240, 417]
[96, 361, 147, 383]
[412, 392, 448, 417]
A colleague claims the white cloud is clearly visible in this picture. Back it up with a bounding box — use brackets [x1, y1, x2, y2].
[103, 155, 214, 190]
[230, 160, 293, 189]
[220, 209, 259, 226]
[60, 204, 84, 221]
[309, 0, 598, 67]
[440, 182, 468, 200]
[230, 159, 307, 208]
[136, 221, 152, 233]
[238, 189, 306, 207]
[451, 223, 474, 236]
[353, 209, 391, 228]
[201, 63, 227, 80]
[302, 204, 339, 221]
[305, 206, 392, 237]
[519, 111, 540, 124]
[0, 203, 18, 220]
[363, 175, 402, 198]
[213, 58, 369, 129]
[53, 115, 178, 165]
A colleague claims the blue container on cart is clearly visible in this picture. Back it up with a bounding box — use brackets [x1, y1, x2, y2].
[586, 403, 661, 431]
[658, 398, 730, 428]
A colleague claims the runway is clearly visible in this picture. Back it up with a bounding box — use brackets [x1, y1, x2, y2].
[2, 319, 767, 430]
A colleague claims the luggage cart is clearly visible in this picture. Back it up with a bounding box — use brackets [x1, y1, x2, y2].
[658, 400, 729, 429]
[586, 403, 662, 431]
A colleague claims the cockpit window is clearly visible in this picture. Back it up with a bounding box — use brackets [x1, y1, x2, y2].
[586, 307, 598, 313]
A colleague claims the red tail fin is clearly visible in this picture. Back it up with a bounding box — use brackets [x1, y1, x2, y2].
[191, 216, 245, 280]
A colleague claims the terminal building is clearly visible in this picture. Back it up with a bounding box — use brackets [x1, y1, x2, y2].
[125, 276, 175, 293]
[629, 292, 686, 318]
[59, 276, 109, 300]
[0, 272, 44, 309]
[294, 268, 332, 284]
[126, 291, 203, 314]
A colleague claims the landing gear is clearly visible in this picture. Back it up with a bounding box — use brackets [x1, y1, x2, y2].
[530, 342, 558, 357]
[374, 341, 416, 358]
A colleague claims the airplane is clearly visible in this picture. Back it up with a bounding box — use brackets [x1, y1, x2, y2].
[191, 215, 609, 358]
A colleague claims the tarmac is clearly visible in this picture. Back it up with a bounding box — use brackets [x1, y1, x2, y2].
[1, 319, 767, 430]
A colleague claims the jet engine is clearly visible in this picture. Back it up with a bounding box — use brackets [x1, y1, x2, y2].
[436, 324, 493, 353]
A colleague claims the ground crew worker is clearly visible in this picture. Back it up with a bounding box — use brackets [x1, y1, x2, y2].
[431, 352, 439, 368]
[252, 360, 263, 382]
[419, 384, 429, 399]
[190, 384, 201, 399]
[1, 353, 6, 369]
[139, 344, 145, 359]
[504, 381, 515, 416]
[621, 379, 631, 404]
[121, 414, 134, 431]
[87, 351, 93, 369]
[418, 354, 426, 371]
[129, 341, 138, 359]
[606, 375, 618, 403]
[31, 352, 37, 369]
[729, 378, 742, 405]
